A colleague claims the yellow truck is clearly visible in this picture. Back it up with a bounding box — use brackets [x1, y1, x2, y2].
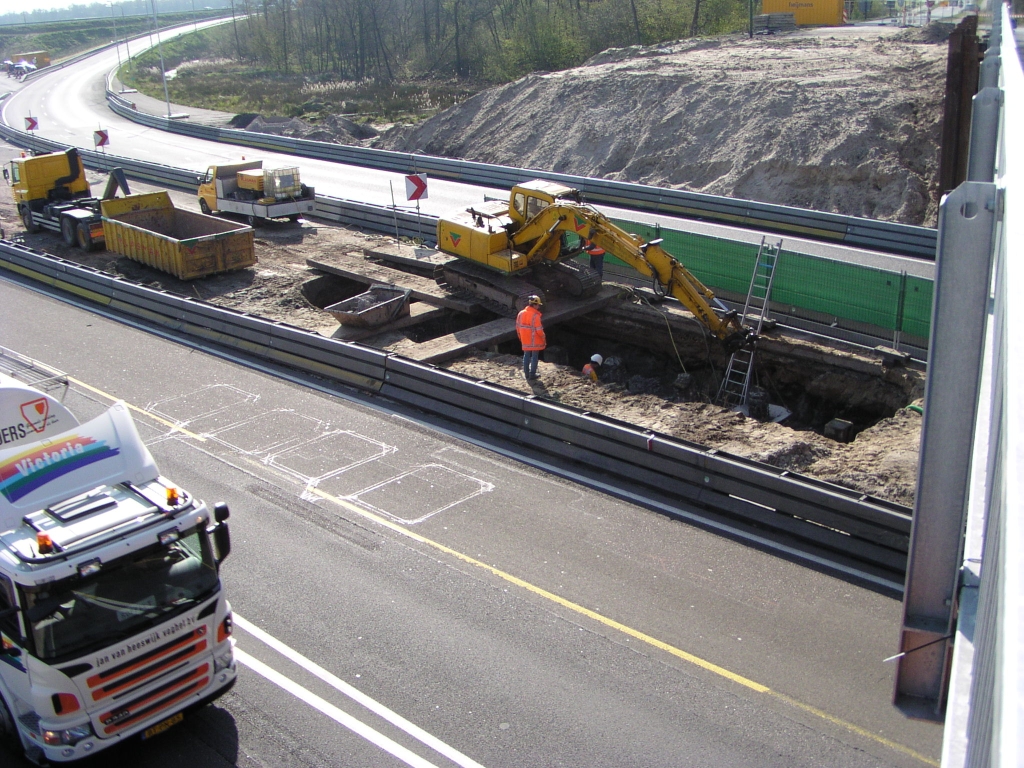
[10, 149, 256, 279]
[10, 148, 128, 251]
[102, 192, 257, 280]
[197, 161, 315, 226]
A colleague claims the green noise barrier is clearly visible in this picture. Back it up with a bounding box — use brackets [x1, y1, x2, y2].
[608, 218, 933, 342]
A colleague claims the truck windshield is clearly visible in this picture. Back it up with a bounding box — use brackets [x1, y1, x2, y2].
[22, 527, 219, 662]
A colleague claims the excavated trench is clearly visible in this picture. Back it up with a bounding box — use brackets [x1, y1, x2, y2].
[533, 325, 920, 436]
[302, 273, 924, 442]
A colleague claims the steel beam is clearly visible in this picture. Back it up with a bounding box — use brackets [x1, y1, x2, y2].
[894, 180, 997, 719]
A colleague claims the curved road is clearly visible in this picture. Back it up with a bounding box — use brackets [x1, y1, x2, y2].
[0, 22, 934, 280]
[0, 265, 942, 766]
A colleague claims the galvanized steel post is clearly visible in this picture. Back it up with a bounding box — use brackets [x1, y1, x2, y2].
[894, 180, 997, 719]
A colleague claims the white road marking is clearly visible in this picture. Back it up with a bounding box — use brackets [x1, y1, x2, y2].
[234, 615, 487, 768]
[235, 649, 442, 768]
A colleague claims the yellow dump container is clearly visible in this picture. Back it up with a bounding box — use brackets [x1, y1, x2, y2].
[101, 192, 257, 280]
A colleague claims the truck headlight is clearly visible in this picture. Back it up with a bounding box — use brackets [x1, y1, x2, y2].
[42, 723, 93, 746]
[213, 648, 234, 674]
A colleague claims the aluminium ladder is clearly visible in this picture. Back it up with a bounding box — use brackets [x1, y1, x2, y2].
[717, 237, 782, 408]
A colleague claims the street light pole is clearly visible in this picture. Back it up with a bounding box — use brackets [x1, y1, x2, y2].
[149, 0, 172, 118]
[121, 7, 132, 75]
[110, 4, 122, 73]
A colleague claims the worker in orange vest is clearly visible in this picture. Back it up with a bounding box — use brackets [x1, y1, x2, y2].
[582, 238, 605, 278]
[516, 295, 546, 380]
[582, 354, 603, 382]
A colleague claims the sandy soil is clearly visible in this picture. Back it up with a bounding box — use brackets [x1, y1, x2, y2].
[233, 26, 949, 226]
[0, 161, 922, 507]
[445, 351, 921, 507]
[258, 25, 949, 227]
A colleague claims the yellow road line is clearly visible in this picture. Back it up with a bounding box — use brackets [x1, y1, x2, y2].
[308, 486, 939, 767]
[770, 692, 938, 766]
[57, 372, 935, 763]
[68, 377, 206, 441]
[15, 261, 932, 758]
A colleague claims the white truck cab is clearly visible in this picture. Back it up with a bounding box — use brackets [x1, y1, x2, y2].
[0, 367, 235, 764]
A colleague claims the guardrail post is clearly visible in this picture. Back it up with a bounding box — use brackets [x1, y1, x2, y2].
[966, 87, 1003, 183]
[894, 180, 997, 719]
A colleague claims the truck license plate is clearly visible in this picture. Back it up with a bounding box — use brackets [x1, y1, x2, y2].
[142, 712, 184, 739]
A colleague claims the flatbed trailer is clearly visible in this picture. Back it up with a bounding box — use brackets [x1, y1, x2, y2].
[198, 161, 316, 226]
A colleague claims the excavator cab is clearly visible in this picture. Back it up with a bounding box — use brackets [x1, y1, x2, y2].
[508, 180, 582, 228]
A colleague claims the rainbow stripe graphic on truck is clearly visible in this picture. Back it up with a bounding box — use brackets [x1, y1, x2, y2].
[0, 434, 118, 502]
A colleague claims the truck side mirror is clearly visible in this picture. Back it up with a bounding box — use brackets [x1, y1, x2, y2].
[212, 523, 231, 565]
[214, 502, 230, 523]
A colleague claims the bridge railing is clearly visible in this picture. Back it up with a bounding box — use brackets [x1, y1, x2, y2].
[896, 4, 1022, 763]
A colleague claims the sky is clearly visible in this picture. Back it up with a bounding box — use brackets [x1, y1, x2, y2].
[0, 1, 76, 12]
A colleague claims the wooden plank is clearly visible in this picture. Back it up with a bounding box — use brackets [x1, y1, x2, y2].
[328, 302, 447, 342]
[397, 286, 622, 364]
[307, 254, 479, 313]
[363, 244, 453, 273]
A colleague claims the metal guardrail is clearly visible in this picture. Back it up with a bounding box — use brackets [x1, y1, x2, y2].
[21, 42, 118, 83]
[0, 122, 934, 354]
[925, 4, 1023, 764]
[102, 95, 938, 259]
[0, 236, 912, 591]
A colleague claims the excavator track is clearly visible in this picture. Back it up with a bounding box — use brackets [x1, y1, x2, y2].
[434, 260, 546, 317]
[435, 258, 603, 316]
[533, 258, 602, 298]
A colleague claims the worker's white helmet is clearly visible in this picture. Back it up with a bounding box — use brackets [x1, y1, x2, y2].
[591, 354, 603, 366]
[528, 295, 543, 306]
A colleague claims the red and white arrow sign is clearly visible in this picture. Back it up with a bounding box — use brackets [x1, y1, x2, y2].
[405, 173, 428, 201]
[93, 130, 109, 147]
[24, 116, 38, 131]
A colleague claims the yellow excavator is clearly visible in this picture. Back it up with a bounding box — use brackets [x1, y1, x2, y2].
[435, 179, 756, 351]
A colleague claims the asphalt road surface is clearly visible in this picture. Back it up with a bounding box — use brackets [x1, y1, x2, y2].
[0, 262, 943, 766]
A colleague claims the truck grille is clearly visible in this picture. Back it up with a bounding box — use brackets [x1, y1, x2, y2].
[97, 664, 209, 736]
[86, 627, 208, 701]
[84, 626, 211, 737]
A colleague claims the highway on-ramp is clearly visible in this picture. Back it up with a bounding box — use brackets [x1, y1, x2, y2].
[0, 263, 942, 766]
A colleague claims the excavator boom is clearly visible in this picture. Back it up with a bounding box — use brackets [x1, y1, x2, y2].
[435, 179, 757, 350]
[510, 202, 756, 351]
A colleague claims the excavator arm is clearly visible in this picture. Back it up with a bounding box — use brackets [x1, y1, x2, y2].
[511, 203, 756, 351]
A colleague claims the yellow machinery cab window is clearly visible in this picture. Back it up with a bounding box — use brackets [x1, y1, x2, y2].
[512, 192, 526, 217]
[526, 196, 549, 219]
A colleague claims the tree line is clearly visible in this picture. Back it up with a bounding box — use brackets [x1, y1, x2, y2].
[226, 0, 750, 83]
